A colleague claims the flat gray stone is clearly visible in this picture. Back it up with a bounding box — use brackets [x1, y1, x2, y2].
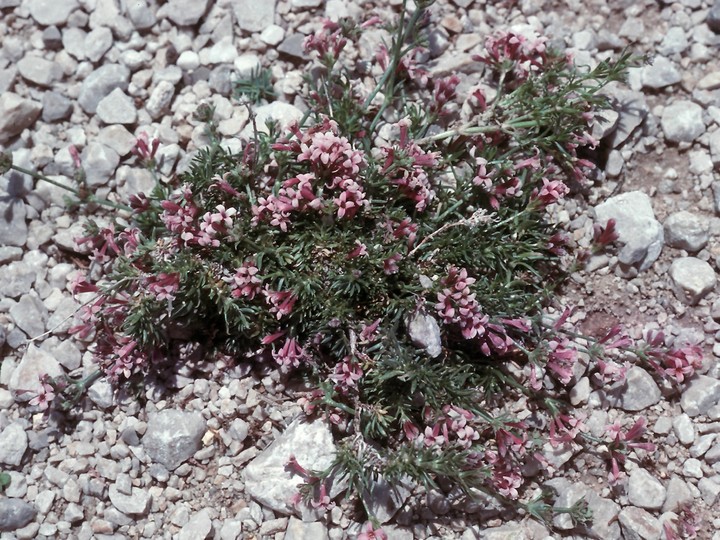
[628, 469, 666, 510]
[595, 366, 661, 411]
[662, 476, 693, 513]
[669, 257, 717, 305]
[17, 54, 62, 87]
[618, 507, 662, 540]
[0, 200, 28, 248]
[27, 0, 78, 26]
[594, 191, 663, 272]
[681, 375, 720, 416]
[9, 293, 48, 338]
[240, 102, 304, 139]
[605, 88, 648, 148]
[85, 27, 114, 63]
[661, 100, 705, 143]
[108, 485, 151, 516]
[81, 142, 120, 187]
[142, 409, 206, 470]
[406, 311, 442, 357]
[178, 509, 212, 540]
[0, 93, 42, 143]
[672, 413, 695, 446]
[284, 517, 329, 540]
[146, 80, 175, 119]
[8, 345, 63, 402]
[0, 499, 36, 532]
[244, 418, 339, 517]
[78, 64, 130, 114]
[232, 0, 276, 32]
[96, 88, 137, 125]
[664, 211, 709, 252]
[641, 56, 681, 89]
[0, 423, 28, 466]
[42, 91, 73, 122]
[160, 0, 209, 26]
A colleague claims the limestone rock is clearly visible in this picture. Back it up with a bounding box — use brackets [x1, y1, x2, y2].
[669, 257, 716, 305]
[142, 409, 206, 470]
[0, 93, 42, 143]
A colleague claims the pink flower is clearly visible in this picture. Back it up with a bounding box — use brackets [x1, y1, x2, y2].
[358, 521, 388, 540]
[132, 131, 160, 162]
[29, 375, 55, 411]
[264, 287, 297, 319]
[347, 240, 368, 259]
[146, 272, 180, 302]
[272, 337, 306, 368]
[422, 424, 446, 447]
[231, 260, 262, 300]
[330, 357, 363, 393]
[535, 177, 568, 206]
[383, 253, 402, 275]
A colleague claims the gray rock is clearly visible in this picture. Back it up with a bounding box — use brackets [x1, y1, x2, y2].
[244, 419, 339, 517]
[406, 311, 442, 357]
[142, 409, 206, 470]
[605, 88, 648, 148]
[658, 27, 688, 56]
[27, 0, 78, 26]
[628, 469, 666, 510]
[669, 257, 716, 305]
[108, 485, 151, 516]
[708, 1, 720, 33]
[0, 423, 28, 466]
[160, 0, 209, 26]
[42, 25, 63, 50]
[681, 375, 720, 416]
[0, 200, 28, 248]
[78, 64, 130, 114]
[709, 131, 720, 168]
[594, 191, 663, 272]
[41, 337, 80, 370]
[641, 56, 681, 89]
[98, 125, 137, 156]
[664, 211, 709, 252]
[362, 475, 413, 525]
[706, 443, 720, 464]
[234, 54, 262, 80]
[0, 499, 36, 532]
[17, 54, 62, 87]
[0, 66, 17, 95]
[81, 142, 120, 187]
[87, 378, 114, 408]
[178, 509, 212, 540]
[618, 507, 662, 540]
[96, 88, 137, 125]
[690, 434, 716, 458]
[605, 149, 624, 177]
[681, 457, 703, 478]
[0, 262, 35, 297]
[661, 100, 705, 143]
[200, 38, 238, 65]
[42, 91, 73, 122]
[595, 367, 661, 411]
[284, 517, 329, 540]
[209, 65, 235, 96]
[127, 0, 157, 30]
[0, 93, 42, 143]
[240, 102, 304, 139]
[8, 345, 63, 401]
[232, 0, 276, 32]
[146, 80, 175, 119]
[62, 27, 86, 60]
[698, 477, 720, 505]
[261, 25, 285, 46]
[662, 476, 693, 513]
[292, 0, 323, 7]
[278, 33, 309, 60]
[673, 413, 695, 446]
[9, 293, 48, 338]
[46, 296, 81, 336]
[85, 27, 113, 63]
[689, 149, 713, 175]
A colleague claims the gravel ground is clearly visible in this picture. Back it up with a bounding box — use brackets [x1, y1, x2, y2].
[1, 0, 720, 539]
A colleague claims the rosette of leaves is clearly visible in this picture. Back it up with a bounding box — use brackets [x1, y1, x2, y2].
[71, 0, 634, 525]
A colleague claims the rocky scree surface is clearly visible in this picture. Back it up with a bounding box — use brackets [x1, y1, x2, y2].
[1, 0, 720, 539]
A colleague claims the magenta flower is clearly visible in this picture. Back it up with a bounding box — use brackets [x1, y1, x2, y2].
[264, 287, 297, 319]
[132, 131, 160, 162]
[146, 272, 180, 302]
[357, 521, 388, 540]
[29, 375, 55, 411]
[231, 260, 262, 300]
[330, 357, 363, 393]
[272, 337, 306, 368]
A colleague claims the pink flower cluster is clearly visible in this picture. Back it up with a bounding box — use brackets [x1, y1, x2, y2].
[330, 356, 363, 393]
[303, 19, 348, 60]
[472, 157, 523, 211]
[145, 272, 180, 302]
[409, 406, 481, 450]
[435, 266, 489, 340]
[605, 417, 655, 484]
[230, 259, 262, 300]
[381, 120, 438, 211]
[474, 30, 549, 82]
[644, 331, 703, 384]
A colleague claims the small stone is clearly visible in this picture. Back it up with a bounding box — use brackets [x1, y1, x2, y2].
[618, 507, 662, 540]
[85, 26, 114, 63]
[127, 0, 156, 30]
[593, 191, 663, 272]
[200, 38, 238, 65]
[284, 517, 329, 540]
[8, 345, 63, 401]
[177, 51, 200, 71]
[27, 0, 78, 26]
[42, 26, 63, 50]
[96, 88, 138, 125]
[260, 25, 285, 46]
[708, 1, 720, 33]
[406, 310, 442, 358]
[641, 56, 681, 89]
[81, 143, 120, 187]
[62, 27, 86, 60]
[681, 375, 720, 417]
[669, 257, 717, 305]
[0, 423, 28, 466]
[698, 477, 720, 505]
[662, 476, 693, 513]
[661, 100, 705, 144]
[628, 469, 666, 510]
[658, 27, 688, 56]
[570, 377, 591, 406]
[108, 485, 151, 516]
[597, 366, 661, 411]
[706, 443, 720, 464]
[0, 93, 42, 143]
[42, 92, 73, 123]
[142, 409, 206, 470]
[682, 458, 703, 479]
[0, 499, 37, 532]
[0, 262, 34, 297]
[17, 54, 62, 87]
[146, 80, 175, 119]
[178, 509, 212, 540]
[232, 0, 276, 32]
[278, 33, 308, 60]
[605, 88, 648, 148]
[664, 211, 709, 252]
[690, 434, 716, 458]
[244, 419, 340, 517]
[688, 149, 713, 175]
[234, 54, 262, 80]
[673, 414, 695, 446]
[78, 64, 130, 114]
[159, 0, 209, 26]
[229, 418, 249, 443]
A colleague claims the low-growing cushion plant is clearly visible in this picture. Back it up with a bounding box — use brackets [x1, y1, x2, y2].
[3, 0, 705, 534]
